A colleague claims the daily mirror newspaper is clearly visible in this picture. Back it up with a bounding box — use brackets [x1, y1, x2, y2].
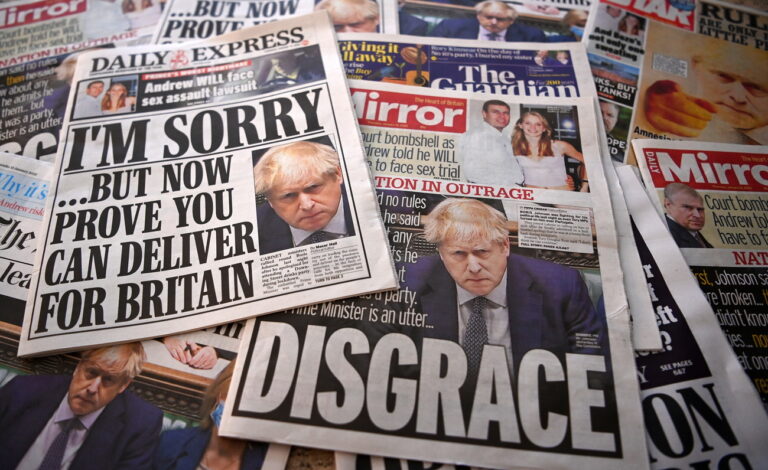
[585, 0, 767, 164]
[17, 12, 398, 357]
[0, 0, 162, 60]
[633, 139, 768, 408]
[335, 33, 662, 349]
[220, 84, 648, 469]
[152, 0, 397, 45]
[617, 164, 768, 469]
[0, 152, 290, 469]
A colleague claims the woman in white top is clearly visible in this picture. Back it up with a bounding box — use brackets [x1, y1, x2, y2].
[512, 111, 588, 191]
[101, 83, 136, 114]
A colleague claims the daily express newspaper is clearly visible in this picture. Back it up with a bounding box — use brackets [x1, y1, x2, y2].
[393, 0, 589, 43]
[220, 83, 648, 469]
[0, 151, 290, 469]
[585, 0, 767, 164]
[336, 33, 662, 350]
[17, 12, 398, 357]
[0, 0, 163, 162]
[152, 0, 397, 45]
[633, 139, 768, 408]
[617, 164, 768, 469]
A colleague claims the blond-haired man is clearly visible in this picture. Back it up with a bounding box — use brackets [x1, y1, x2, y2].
[430, 1, 548, 42]
[0, 343, 162, 469]
[254, 141, 355, 254]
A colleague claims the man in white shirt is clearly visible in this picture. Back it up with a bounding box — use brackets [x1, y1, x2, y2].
[0, 343, 162, 469]
[458, 99, 525, 187]
[73, 80, 104, 119]
[254, 141, 355, 254]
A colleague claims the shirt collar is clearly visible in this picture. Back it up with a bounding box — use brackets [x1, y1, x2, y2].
[57, 394, 106, 430]
[290, 197, 347, 246]
[457, 271, 508, 308]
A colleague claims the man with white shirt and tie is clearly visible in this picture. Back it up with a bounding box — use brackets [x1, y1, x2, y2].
[430, 1, 548, 43]
[407, 198, 604, 377]
[663, 183, 714, 248]
[254, 141, 356, 255]
[0, 343, 162, 469]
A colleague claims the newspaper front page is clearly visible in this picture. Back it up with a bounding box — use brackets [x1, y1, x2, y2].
[220, 83, 647, 469]
[0, 151, 290, 469]
[617, 164, 768, 469]
[18, 12, 398, 357]
[0, 0, 163, 161]
[152, 0, 397, 45]
[585, 0, 767, 164]
[393, 0, 589, 43]
[336, 33, 662, 350]
[633, 139, 768, 408]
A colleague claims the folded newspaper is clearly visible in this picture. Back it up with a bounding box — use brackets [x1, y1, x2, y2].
[633, 139, 768, 408]
[17, 12, 398, 357]
[219, 83, 648, 469]
[617, 165, 768, 469]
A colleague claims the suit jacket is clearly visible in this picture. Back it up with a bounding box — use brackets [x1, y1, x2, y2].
[430, 17, 548, 42]
[398, 10, 429, 36]
[406, 253, 605, 367]
[666, 216, 713, 248]
[0, 374, 163, 470]
[256, 187, 356, 255]
[153, 427, 268, 470]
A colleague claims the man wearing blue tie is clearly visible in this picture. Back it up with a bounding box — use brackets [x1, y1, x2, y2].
[0, 343, 162, 469]
[430, 1, 548, 43]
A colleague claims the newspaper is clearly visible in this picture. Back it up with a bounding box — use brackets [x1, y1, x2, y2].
[633, 139, 768, 407]
[220, 83, 648, 469]
[0, 0, 163, 161]
[17, 12, 398, 357]
[617, 164, 768, 469]
[0, 0, 162, 60]
[585, 0, 767, 164]
[338, 33, 593, 97]
[393, 0, 589, 43]
[152, 0, 397, 45]
[0, 151, 290, 469]
[336, 452, 481, 470]
[0, 152, 52, 309]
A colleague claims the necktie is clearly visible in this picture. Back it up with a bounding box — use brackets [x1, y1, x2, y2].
[39, 417, 80, 470]
[488, 33, 500, 41]
[463, 296, 489, 379]
[694, 232, 707, 248]
[303, 230, 334, 245]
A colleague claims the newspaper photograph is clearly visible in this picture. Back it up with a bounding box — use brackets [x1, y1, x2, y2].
[617, 164, 768, 469]
[0, 152, 290, 469]
[394, 0, 589, 43]
[633, 139, 768, 407]
[338, 33, 593, 98]
[220, 85, 647, 469]
[18, 12, 398, 357]
[153, 0, 397, 45]
[585, 0, 767, 164]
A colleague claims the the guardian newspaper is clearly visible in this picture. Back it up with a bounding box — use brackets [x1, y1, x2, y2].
[617, 164, 768, 469]
[17, 12, 398, 357]
[220, 84, 647, 469]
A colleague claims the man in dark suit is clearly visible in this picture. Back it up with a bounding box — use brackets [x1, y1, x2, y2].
[0, 343, 162, 469]
[407, 198, 605, 374]
[254, 141, 356, 255]
[430, 0, 548, 43]
[664, 182, 713, 248]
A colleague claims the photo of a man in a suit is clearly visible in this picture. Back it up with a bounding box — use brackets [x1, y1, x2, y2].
[663, 182, 713, 248]
[254, 141, 355, 255]
[406, 198, 605, 374]
[430, 1, 548, 43]
[0, 343, 162, 469]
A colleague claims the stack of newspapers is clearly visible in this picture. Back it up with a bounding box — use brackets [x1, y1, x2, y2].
[0, 0, 766, 468]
